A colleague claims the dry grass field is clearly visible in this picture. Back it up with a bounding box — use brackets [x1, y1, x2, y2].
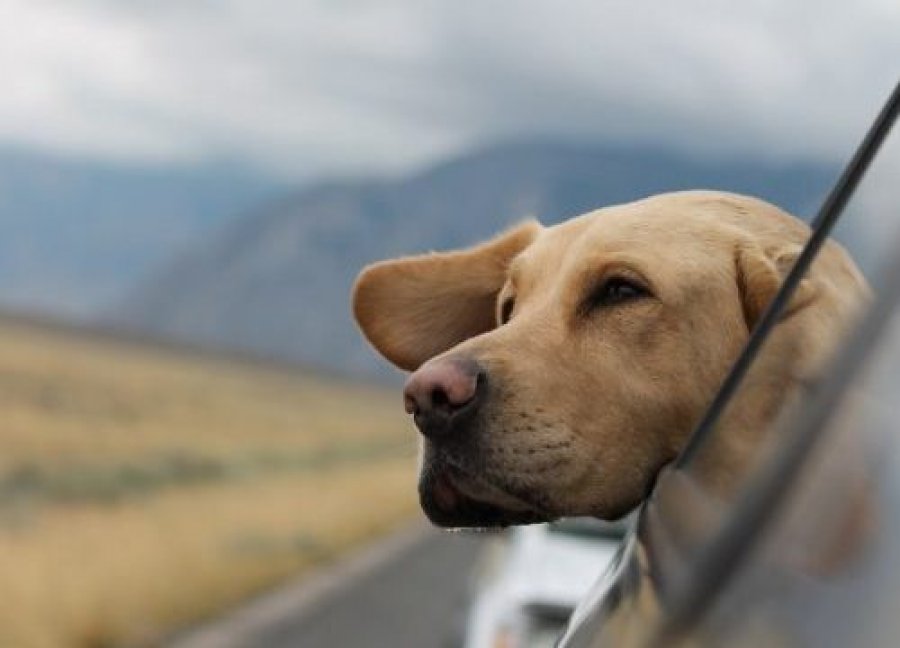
[0, 317, 419, 648]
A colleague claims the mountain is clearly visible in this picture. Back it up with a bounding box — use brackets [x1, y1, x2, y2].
[109, 140, 838, 378]
[0, 148, 281, 317]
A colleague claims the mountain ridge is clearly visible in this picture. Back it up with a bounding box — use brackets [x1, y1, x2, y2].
[109, 139, 839, 378]
[0, 147, 281, 316]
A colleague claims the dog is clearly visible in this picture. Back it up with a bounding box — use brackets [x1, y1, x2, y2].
[352, 191, 869, 528]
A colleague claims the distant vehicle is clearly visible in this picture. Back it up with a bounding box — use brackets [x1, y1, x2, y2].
[463, 518, 630, 648]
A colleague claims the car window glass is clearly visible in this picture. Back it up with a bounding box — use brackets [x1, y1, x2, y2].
[664, 200, 900, 646]
[644, 96, 900, 598]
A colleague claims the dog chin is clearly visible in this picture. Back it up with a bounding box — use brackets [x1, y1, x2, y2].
[418, 464, 551, 528]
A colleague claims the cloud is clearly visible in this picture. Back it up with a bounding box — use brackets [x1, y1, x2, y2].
[1, 0, 898, 177]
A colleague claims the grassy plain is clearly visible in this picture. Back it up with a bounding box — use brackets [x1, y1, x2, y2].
[0, 317, 418, 648]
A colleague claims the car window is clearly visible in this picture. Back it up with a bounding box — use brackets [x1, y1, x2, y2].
[559, 80, 900, 648]
[659, 166, 900, 646]
[655, 83, 900, 643]
[673, 80, 900, 517]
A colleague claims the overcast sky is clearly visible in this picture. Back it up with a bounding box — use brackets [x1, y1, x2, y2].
[1, 0, 898, 179]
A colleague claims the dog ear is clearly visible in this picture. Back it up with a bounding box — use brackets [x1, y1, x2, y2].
[735, 242, 816, 330]
[352, 221, 541, 370]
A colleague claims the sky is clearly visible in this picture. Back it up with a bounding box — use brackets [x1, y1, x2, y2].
[0, 0, 898, 180]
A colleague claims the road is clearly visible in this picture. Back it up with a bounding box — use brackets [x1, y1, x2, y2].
[171, 523, 486, 648]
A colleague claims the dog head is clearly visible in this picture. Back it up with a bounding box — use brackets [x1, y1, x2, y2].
[352, 191, 867, 528]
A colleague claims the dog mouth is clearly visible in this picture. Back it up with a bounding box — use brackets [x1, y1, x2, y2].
[419, 458, 551, 528]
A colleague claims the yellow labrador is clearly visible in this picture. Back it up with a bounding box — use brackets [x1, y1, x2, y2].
[352, 191, 868, 527]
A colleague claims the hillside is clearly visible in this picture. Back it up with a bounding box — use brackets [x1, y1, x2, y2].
[0, 148, 280, 317]
[110, 140, 837, 377]
[0, 315, 416, 647]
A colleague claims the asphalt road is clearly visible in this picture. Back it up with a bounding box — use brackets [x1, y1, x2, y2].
[171, 524, 486, 648]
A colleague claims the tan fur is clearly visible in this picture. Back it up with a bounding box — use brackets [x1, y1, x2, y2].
[352, 191, 869, 522]
[354, 220, 541, 371]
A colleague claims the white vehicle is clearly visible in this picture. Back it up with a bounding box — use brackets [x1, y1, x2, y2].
[463, 518, 629, 648]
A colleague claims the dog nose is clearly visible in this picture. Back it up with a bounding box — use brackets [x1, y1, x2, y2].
[403, 356, 485, 438]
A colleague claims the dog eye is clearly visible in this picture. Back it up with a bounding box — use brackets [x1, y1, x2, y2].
[499, 297, 515, 324]
[585, 276, 648, 311]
